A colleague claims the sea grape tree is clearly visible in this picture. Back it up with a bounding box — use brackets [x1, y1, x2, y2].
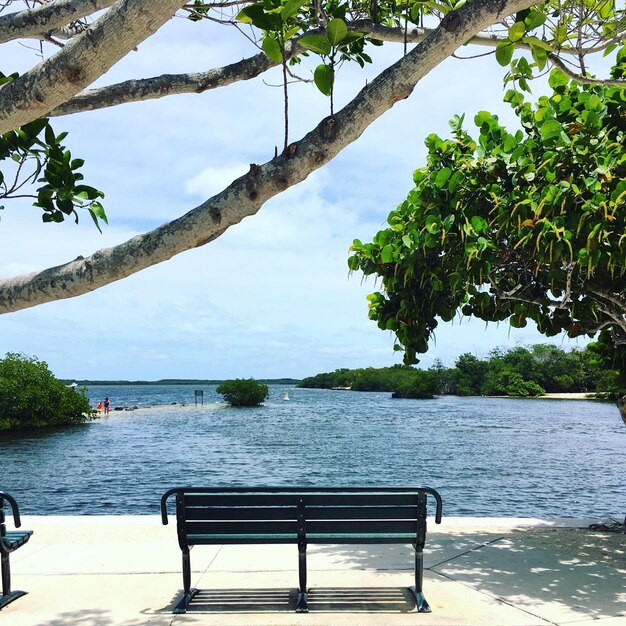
[349, 67, 626, 421]
[0, 0, 625, 311]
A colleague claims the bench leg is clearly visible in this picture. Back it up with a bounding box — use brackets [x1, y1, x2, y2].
[296, 544, 308, 613]
[0, 590, 28, 611]
[410, 548, 431, 613]
[173, 547, 198, 614]
[1, 553, 28, 610]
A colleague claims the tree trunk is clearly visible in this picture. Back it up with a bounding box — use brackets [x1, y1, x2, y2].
[618, 395, 626, 426]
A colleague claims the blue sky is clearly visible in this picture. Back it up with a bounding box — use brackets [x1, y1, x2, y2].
[0, 15, 589, 380]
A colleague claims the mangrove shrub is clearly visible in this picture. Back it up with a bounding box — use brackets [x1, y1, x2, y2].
[217, 378, 269, 407]
[0, 352, 92, 431]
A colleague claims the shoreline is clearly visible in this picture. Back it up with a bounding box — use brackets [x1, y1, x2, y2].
[94, 391, 605, 414]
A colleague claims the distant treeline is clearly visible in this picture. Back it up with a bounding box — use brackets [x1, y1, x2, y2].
[298, 344, 622, 399]
[63, 378, 301, 386]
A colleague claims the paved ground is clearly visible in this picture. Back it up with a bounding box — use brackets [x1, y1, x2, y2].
[1, 516, 624, 626]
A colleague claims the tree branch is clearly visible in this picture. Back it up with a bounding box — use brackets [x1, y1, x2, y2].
[0, 0, 113, 45]
[0, 0, 539, 313]
[50, 18, 551, 118]
[548, 52, 626, 87]
[0, 0, 186, 135]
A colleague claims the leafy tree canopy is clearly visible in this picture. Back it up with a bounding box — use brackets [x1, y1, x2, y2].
[0, 351, 93, 431]
[0, 0, 625, 311]
[349, 67, 626, 417]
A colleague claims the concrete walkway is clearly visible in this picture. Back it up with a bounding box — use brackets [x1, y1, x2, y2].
[2, 516, 625, 626]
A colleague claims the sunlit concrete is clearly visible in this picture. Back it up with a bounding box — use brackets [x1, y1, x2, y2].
[2, 516, 624, 625]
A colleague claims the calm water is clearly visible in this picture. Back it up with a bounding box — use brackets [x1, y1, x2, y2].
[0, 385, 623, 517]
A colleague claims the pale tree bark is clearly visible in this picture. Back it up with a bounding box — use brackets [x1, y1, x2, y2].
[0, 0, 185, 134]
[51, 20, 599, 118]
[0, 0, 113, 44]
[46, 23, 515, 117]
[0, 0, 538, 314]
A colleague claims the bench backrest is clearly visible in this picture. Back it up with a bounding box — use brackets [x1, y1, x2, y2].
[161, 487, 442, 546]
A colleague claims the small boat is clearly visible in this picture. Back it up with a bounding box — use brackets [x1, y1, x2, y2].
[283, 392, 290, 401]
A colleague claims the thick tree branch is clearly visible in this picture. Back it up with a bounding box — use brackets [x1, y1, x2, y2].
[0, 0, 185, 135]
[0, 0, 538, 313]
[49, 17, 601, 118]
[0, 0, 113, 44]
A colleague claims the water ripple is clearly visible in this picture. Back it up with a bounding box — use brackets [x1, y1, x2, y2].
[0, 385, 623, 516]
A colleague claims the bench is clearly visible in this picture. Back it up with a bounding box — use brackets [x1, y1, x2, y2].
[0, 492, 33, 610]
[160, 486, 442, 614]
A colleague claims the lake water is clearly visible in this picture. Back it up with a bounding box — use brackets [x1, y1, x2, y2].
[0, 384, 623, 517]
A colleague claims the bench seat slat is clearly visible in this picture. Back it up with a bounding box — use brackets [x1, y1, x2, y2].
[1, 530, 33, 553]
[184, 493, 419, 507]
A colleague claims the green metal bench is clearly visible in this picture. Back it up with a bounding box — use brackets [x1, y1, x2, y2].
[160, 486, 442, 614]
[1, 492, 33, 610]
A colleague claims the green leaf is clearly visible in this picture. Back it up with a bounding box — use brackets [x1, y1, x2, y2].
[381, 245, 394, 263]
[281, 0, 304, 21]
[540, 119, 563, 140]
[524, 36, 553, 52]
[508, 21, 526, 42]
[471, 216, 488, 233]
[327, 18, 348, 46]
[524, 9, 546, 30]
[548, 69, 569, 89]
[262, 36, 282, 63]
[495, 40, 515, 66]
[313, 64, 333, 96]
[425, 215, 440, 234]
[44, 123, 55, 146]
[434, 167, 451, 188]
[474, 111, 493, 127]
[236, 5, 281, 31]
[299, 34, 332, 55]
[598, 0, 614, 19]
[530, 44, 548, 70]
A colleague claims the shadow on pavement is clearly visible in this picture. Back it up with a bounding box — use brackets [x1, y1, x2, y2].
[186, 587, 416, 613]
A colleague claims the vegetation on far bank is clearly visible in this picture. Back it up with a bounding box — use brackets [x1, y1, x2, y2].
[299, 343, 623, 399]
[0, 352, 93, 432]
[62, 378, 300, 386]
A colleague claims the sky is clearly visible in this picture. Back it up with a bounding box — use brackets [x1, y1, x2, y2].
[0, 11, 591, 381]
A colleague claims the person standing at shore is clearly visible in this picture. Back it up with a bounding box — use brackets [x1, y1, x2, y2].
[97, 401, 103, 415]
[103, 397, 110, 416]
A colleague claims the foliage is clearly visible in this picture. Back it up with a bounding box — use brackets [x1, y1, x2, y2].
[453, 354, 489, 396]
[300, 364, 440, 397]
[3, 0, 624, 226]
[216, 378, 269, 407]
[349, 71, 626, 379]
[0, 352, 93, 431]
[0, 72, 106, 230]
[300, 344, 620, 398]
[391, 370, 439, 398]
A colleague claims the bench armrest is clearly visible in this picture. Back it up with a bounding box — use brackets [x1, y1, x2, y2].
[422, 488, 443, 524]
[0, 491, 22, 528]
[160, 488, 181, 525]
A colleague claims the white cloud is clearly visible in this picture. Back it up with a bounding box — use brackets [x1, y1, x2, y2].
[185, 164, 249, 199]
